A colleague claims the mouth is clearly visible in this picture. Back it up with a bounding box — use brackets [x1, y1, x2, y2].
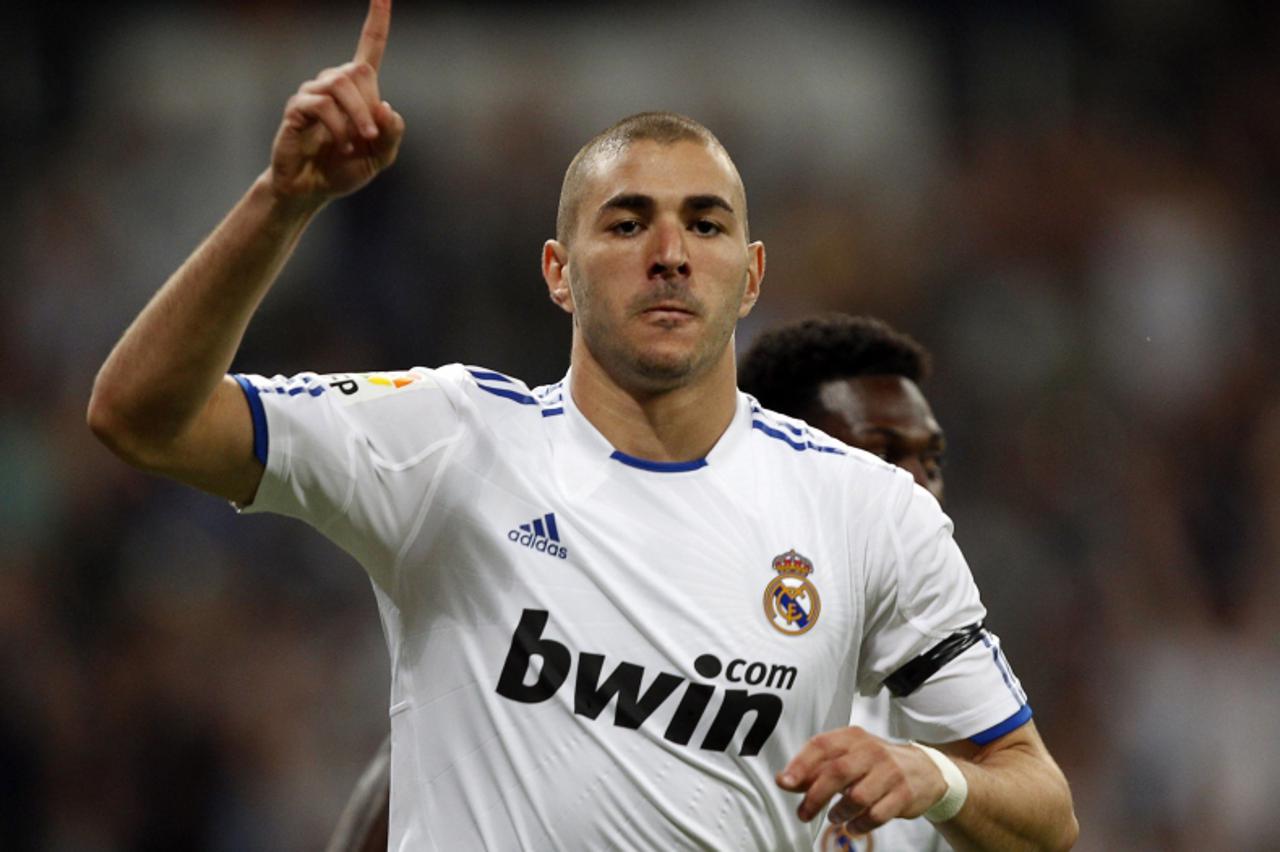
[640, 302, 697, 319]
[639, 305, 698, 328]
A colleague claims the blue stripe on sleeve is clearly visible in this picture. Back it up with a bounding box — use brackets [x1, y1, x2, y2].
[969, 705, 1034, 745]
[750, 419, 846, 455]
[232, 374, 268, 466]
[982, 631, 1029, 705]
[466, 368, 515, 383]
[475, 383, 538, 405]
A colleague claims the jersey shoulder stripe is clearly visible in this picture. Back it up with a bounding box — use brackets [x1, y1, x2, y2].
[747, 401, 847, 457]
[465, 368, 518, 383]
[466, 366, 539, 405]
[462, 366, 568, 420]
[532, 380, 565, 417]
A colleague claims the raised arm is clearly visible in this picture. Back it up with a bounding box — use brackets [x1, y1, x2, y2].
[778, 720, 1077, 851]
[87, 0, 404, 504]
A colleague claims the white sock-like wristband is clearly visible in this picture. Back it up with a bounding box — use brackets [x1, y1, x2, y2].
[909, 741, 969, 823]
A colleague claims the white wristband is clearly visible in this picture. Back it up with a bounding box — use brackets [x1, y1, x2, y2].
[909, 741, 969, 823]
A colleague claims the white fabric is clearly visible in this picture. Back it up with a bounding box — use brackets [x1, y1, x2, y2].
[236, 364, 1027, 852]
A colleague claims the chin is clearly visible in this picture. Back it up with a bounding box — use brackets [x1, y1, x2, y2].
[587, 330, 710, 393]
[601, 343, 681, 384]
[632, 357, 691, 385]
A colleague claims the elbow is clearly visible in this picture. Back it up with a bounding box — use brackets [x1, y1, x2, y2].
[1054, 807, 1080, 851]
[87, 382, 134, 462]
[87, 377, 119, 447]
[1031, 759, 1079, 852]
[1057, 761, 1080, 850]
[1038, 819, 1079, 852]
[87, 378, 162, 470]
[1044, 780, 1080, 851]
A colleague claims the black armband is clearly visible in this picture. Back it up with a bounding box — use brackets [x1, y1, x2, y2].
[883, 622, 985, 698]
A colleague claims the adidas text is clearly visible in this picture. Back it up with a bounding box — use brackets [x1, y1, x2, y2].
[508, 512, 568, 559]
[507, 528, 568, 559]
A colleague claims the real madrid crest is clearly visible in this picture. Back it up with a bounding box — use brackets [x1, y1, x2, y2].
[763, 549, 821, 635]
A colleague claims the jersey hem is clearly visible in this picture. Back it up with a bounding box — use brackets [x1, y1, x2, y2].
[969, 704, 1033, 745]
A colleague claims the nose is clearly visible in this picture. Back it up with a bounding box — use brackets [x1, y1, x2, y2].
[648, 218, 690, 279]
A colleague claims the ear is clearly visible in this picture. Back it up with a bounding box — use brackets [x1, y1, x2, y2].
[542, 240, 574, 314]
[738, 240, 766, 318]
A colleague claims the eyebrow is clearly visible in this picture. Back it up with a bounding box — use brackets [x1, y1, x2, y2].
[599, 193, 653, 217]
[597, 193, 736, 218]
[685, 194, 735, 215]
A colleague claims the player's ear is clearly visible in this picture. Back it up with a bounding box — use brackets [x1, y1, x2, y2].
[738, 240, 765, 318]
[543, 240, 574, 314]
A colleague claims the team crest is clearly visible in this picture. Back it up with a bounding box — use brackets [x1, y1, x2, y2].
[763, 549, 821, 635]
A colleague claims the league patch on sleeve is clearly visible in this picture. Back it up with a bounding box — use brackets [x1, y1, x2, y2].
[245, 370, 440, 407]
[325, 370, 437, 405]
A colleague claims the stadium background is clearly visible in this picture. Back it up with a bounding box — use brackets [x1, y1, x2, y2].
[4, 1, 1278, 849]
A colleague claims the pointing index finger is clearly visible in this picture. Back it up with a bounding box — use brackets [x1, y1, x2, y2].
[354, 0, 392, 71]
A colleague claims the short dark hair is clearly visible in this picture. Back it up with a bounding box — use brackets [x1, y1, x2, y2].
[555, 112, 745, 244]
[738, 314, 932, 418]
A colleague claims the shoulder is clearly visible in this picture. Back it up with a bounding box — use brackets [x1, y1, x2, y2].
[277, 364, 561, 419]
[743, 394, 904, 482]
[741, 395, 924, 531]
[237, 364, 561, 451]
[456, 366, 565, 417]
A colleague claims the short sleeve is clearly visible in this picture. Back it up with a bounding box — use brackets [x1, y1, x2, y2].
[857, 472, 1031, 744]
[232, 366, 471, 590]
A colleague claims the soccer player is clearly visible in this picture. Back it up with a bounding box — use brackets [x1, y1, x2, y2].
[328, 314, 954, 852]
[87, 2, 1077, 849]
[740, 314, 950, 851]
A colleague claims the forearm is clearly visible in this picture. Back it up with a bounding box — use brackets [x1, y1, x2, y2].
[936, 738, 1078, 852]
[89, 173, 320, 458]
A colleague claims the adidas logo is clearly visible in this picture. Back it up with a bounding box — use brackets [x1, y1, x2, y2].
[507, 512, 568, 560]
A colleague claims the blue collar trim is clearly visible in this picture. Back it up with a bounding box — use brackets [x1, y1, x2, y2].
[609, 450, 707, 473]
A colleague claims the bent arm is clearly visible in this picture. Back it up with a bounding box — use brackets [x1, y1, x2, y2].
[87, 178, 320, 504]
[933, 720, 1078, 852]
[89, 1, 403, 504]
[780, 717, 1077, 850]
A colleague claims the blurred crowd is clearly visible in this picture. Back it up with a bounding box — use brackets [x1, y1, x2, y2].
[3, 1, 1278, 849]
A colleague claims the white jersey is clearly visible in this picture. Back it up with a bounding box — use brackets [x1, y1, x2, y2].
[234, 364, 1030, 852]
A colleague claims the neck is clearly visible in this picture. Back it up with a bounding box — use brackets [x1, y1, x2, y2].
[569, 337, 740, 463]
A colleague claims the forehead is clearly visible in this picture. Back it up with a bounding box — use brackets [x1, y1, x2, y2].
[816, 375, 939, 433]
[580, 139, 745, 212]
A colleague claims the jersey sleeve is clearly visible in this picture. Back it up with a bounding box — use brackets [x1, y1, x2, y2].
[856, 471, 1031, 745]
[231, 365, 473, 592]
